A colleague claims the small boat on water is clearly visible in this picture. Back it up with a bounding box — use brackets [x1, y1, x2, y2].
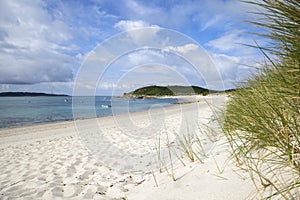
[101, 104, 111, 108]
[136, 96, 144, 99]
[64, 98, 69, 103]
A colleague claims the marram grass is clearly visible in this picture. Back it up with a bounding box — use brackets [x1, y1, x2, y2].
[223, 0, 300, 199]
[224, 61, 300, 199]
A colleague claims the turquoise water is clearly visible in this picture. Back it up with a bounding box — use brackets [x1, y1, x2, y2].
[0, 96, 178, 129]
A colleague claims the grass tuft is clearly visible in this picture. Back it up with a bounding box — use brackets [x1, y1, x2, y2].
[223, 0, 300, 199]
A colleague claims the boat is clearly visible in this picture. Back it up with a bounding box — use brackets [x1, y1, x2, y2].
[136, 96, 144, 99]
[101, 104, 111, 108]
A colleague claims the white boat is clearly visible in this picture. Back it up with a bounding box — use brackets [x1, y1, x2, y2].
[101, 104, 111, 108]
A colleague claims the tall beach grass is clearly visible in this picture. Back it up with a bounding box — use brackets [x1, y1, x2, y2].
[223, 0, 300, 199]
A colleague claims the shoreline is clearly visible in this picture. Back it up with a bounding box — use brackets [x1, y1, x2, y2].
[0, 94, 256, 200]
[0, 95, 201, 144]
[0, 96, 211, 142]
[0, 94, 222, 133]
[0, 97, 174, 131]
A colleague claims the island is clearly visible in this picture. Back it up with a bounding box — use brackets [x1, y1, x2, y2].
[0, 92, 70, 97]
[123, 85, 228, 98]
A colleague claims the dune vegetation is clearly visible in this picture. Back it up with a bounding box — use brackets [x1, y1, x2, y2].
[223, 0, 300, 199]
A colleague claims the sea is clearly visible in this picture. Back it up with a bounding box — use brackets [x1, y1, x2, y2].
[0, 96, 179, 129]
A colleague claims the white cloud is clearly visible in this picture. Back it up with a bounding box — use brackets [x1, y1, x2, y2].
[208, 51, 261, 89]
[200, 15, 222, 31]
[98, 81, 117, 90]
[211, 53, 240, 79]
[0, 0, 77, 84]
[164, 44, 199, 54]
[111, 46, 203, 79]
[114, 0, 260, 33]
[114, 20, 159, 31]
[203, 27, 266, 89]
[114, 20, 161, 47]
[206, 30, 246, 52]
[127, 50, 164, 66]
[205, 29, 266, 61]
[75, 53, 85, 61]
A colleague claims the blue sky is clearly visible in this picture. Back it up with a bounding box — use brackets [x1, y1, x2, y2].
[0, 0, 265, 95]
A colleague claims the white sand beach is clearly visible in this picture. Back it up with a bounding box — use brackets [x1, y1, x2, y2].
[0, 95, 257, 200]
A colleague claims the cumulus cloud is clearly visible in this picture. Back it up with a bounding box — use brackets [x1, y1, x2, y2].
[0, 0, 77, 84]
[164, 44, 199, 54]
[114, 20, 159, 31]
[0, 49, 74, 84]
[208, 50, 262, 89]
[210, 53, 241, 80]
[112, 46, 205, 80]
[126, 49, 164, 66]
[114, 20, 161, 46]
[206, 30, 248, 52]
[205, 29, 265, 88]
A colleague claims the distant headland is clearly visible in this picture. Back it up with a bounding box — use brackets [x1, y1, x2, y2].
[123, 85, 234, 98]
[0, 92, 70, 97]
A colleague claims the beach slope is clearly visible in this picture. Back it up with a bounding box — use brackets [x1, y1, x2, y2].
[0, 95, 255, 199]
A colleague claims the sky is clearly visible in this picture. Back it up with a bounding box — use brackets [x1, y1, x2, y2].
[0, 0, 266, 96]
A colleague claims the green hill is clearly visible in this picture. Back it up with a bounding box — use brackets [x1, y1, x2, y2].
[125, 85, 216, 97]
